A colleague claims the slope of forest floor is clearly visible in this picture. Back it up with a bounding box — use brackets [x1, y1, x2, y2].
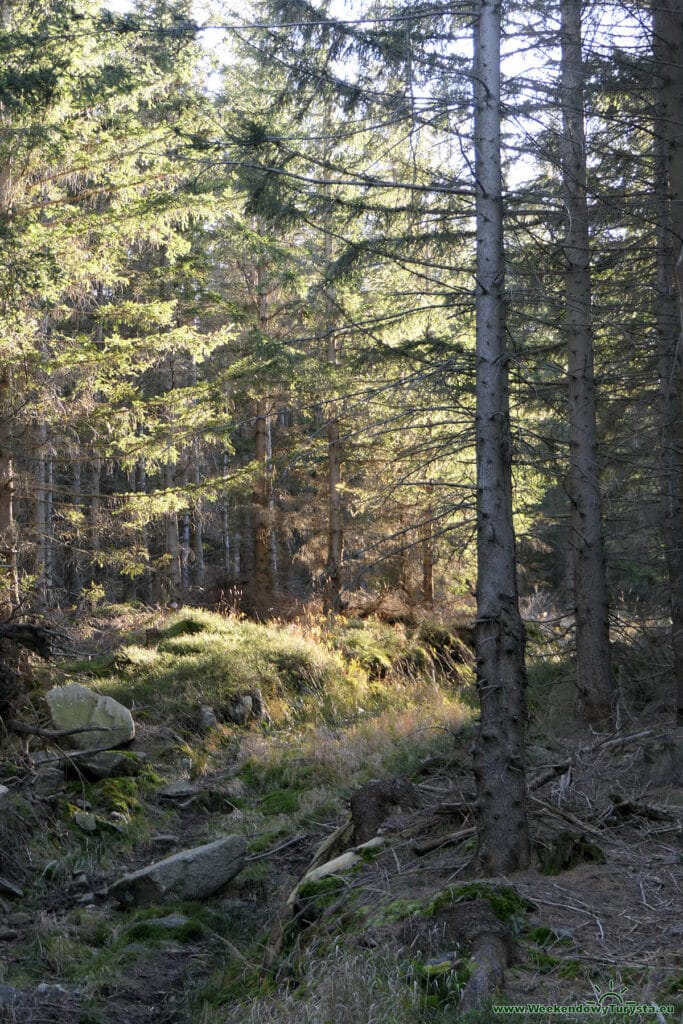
[0, 605, 680, 1024]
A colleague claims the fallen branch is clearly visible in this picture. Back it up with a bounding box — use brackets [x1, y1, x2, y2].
[459, 931, 509, 1013]
[262, 836, 388, 971]
[413, 826, 476, 856]
[587, 728, 662, 753]
[606, 795, 682, 824]
[8, 720, 114, 740]
[529, 795, 605, 840]
[529, 763, 571, 790]
[305, 819, 354, 873]
[290, 836, 387, 900]
[246, 834, 309, 862]
[433, 800, 472, 816]
[31, 745, 121, 764]
[0, 623, 70, 658]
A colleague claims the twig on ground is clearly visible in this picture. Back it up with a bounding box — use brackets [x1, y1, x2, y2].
[246, 834, 309, 862]
[8, 721, 115, 740]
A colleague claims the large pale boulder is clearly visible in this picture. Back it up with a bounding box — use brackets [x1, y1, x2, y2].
[45, 683, 135, 750]
[109, 835, 247, 907]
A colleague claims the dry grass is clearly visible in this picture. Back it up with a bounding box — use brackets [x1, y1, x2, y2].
[216, 948, 449, 1024]
[237, 687, 470, 792]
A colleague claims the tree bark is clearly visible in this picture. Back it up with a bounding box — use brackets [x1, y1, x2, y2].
[267, 415, 279, 596]
[164, 461, 182, 598]
[471, 0, 530, 873]
[252, 256, 272, 616]
[653, 0, 683, 727]
[34, 420, 48, 599]
[323, 215, 344, 616]
[422, 482, 434, 608]
[221, 450, 231, 575]
[253, 397, 271, 615]
[0, 50, 18, 611]
[560, 0, 613, 728]
[71, 454, 83, 599]
[0, 366, 19, 612]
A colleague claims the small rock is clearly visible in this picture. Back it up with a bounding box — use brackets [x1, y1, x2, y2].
[6, 913, 31, 927]
[150, 834, 180, 847]
[197, 705, 219, 733]
[224, 690, 264, 725]
[0, 984, 22, 1006]
[46, 682, 135, 750]
[227, 696, 251, 725]
[421, 952, 460, 975]
[0, 784, 9, 801]
[0, 928, 19, 940]
[159, 780, 200, 800]
[224, 778, 246, 800]
[73, 811, 97, 833]
[35, 983, 71, 996]
[109, 834, 247, 907]
[70, 750, 148, 781]
[33, 766, 65, 798]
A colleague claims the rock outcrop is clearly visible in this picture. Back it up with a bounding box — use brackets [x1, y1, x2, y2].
[45, 683, 135, 750]
[109, 835, 247, 906]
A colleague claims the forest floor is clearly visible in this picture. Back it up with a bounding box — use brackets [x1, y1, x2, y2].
[0, 605, 680, 1024]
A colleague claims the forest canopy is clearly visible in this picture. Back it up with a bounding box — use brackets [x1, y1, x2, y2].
[0, 0, 681, 750]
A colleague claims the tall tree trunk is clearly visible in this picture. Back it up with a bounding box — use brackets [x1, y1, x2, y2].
[253, 258, 272, 616]
[0, 366, 18, 612]
[221, 450, 231, 575]
[253, 397, 271, 615]
[90, 457, 101, 558]
[134, 455, 153, 603]
[267, 416, 279, 596]
[422, 482, 434, 609]
[0, 26, 18, 612]
[71, 455, 83, 599]
[560, 0, 613, 727]
[325, 407, 343, 614]
[323, 214, 344, 616]
[188, 357, 205, 591]
[653, 0, 683, 726]
[181, 508, 191, 594]
[164, 461, 182, 599]
[193, 490, 205, 592]
[471, 0, 530, 873]
[34, 421, 48, 599]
